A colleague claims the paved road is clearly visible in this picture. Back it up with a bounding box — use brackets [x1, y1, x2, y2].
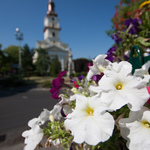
[0, 87, 61, 149]
[0, 88, 57, 131]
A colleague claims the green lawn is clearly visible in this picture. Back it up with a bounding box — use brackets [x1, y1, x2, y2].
[23, 76, 71, 88]
[0, 76, 71, 88]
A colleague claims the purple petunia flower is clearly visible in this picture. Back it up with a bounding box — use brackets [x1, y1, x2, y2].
[107, 47, 116, 55]
[92, 74, 104, 84]
[106, 46, 117, 62]
[111, 33, 122, 45]
[50, 71, 71, 100]
[78, 75, 84, 81]
[124, 55, 129, 61]
[124, 18, 142, 34]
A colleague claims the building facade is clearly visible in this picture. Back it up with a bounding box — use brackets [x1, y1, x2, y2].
[33, 0, 73, 73]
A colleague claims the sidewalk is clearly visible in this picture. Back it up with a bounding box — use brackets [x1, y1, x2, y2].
[0, 87, 64, 150]
[0, 86, 50, 98]
[0, 125, 64, 150]
[0, 126, 26, 150]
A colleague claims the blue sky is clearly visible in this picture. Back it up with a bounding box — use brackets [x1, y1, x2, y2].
[0, 0, 120, 59]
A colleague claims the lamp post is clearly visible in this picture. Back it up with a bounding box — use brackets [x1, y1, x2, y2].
[15, 28, 23, 79]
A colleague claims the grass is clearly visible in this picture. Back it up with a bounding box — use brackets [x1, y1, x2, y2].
[23, 76, 53, 88]
[23, 76, 71, 88]
[0, 75, 71, 88]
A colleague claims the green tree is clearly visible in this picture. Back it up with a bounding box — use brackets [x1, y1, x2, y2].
[2, 45, 21, 75]
[0, 48, 5, 72]
[49, 55, 61, 77]
[22, 44, 34, 77]
[4, 45, 20, 65]
[34, 48, 50, 76]
[0, 44, 2, 50]
[0, 49, 10, 76]
[74, 58, 91, 73]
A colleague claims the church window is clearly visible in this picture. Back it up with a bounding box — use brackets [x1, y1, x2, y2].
[52, 32, 55, 37]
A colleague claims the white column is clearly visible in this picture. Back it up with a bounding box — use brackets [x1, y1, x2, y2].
[61, 56, 64, 71]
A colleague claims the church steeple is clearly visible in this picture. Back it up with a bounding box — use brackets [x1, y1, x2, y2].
[36, 0, 72, 73]
[43, 0, 61, 41]
[47, 0, 57, 17]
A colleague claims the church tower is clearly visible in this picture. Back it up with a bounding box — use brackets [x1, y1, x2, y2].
[43, 0, 61, 42]
[34, 0, 74, 73]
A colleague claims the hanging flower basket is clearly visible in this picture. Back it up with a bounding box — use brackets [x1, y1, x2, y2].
[22, 54, 150, 150]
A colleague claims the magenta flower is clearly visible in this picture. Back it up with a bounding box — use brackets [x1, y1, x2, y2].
[86, 62, 93, 72]
[50, 71, 71, 100]
[146, 86, 150, 104]
[73, 81, 79, 89]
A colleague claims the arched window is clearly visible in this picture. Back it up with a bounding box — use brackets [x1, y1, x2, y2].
[52, 32, 55, 37]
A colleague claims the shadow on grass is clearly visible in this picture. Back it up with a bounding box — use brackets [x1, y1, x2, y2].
[0, 76, 72, 98]
[0, 77, 50, 98]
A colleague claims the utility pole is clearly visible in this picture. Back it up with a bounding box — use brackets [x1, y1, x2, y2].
[15, 28, 23, 79]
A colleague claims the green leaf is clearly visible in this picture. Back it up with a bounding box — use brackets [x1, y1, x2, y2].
[137, 37, 150, 47]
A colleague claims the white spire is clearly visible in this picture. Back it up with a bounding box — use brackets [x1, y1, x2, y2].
[47, 0, 57, 16]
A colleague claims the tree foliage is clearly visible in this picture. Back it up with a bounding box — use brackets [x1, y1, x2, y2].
[73, 58, 91, 73]
[22, 44, 34, 77]
[0, 50, 10, 74]
[4, 45, 19, 65]
[1, 45, 21, 75]
[49, 55, 61, 77]
[34, 48, 50, 76]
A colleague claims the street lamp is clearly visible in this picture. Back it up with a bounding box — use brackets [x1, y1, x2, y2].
[15, 28, 23, 79]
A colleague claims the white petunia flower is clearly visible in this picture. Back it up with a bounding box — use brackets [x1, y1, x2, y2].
[50, 96, 72, 121]
[28, 109, 51, 128]
[86, 54, 111, 81]
[119, 107, 150, 150]
[39, 109, 51, 123]
[22, 109, 51, 150]
[64, 94, 115, 146]
[28, 118, 41, 128]
[110, 61, 132, 75]
[90, 61, 149, 111]
[22, 125, 43, 150]
[134, 61, 150, 83]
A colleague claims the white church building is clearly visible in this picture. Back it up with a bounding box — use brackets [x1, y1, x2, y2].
[33, 0, 74, 74]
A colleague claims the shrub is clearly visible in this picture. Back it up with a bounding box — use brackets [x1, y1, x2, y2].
[49, 55, 61, 77]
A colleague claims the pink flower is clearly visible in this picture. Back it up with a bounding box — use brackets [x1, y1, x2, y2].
[86, 62, 93, 73]
[146, 86, 150, 103]
[50, 71, 71, 99]
[73, 81, 79, 89]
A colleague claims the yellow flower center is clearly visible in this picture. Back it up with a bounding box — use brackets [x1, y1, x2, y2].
[142, 120, 150, 128]
[49, 115, 54, 122]
[85, 106, 94, 116]
[115, 83, 123, 90]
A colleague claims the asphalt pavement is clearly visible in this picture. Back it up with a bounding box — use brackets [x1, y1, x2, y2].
[0, 86, 63, 150]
